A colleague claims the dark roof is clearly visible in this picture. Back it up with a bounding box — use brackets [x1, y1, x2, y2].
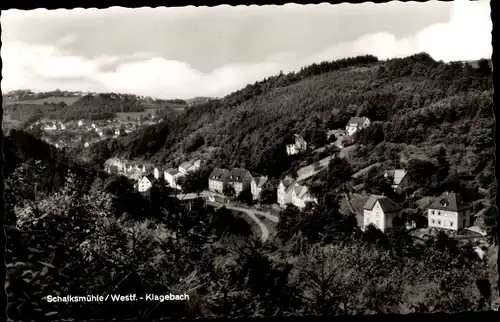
[144, 173, 156, 182]
[253, 176, 269, 188]
[363, 194, 401, 213]
[228, 168, 251, 183]
[165, 168, 180, 176]
[347, 116, 369, 126]
[209, 168, 229, 181]
[427, 192, 472, 212]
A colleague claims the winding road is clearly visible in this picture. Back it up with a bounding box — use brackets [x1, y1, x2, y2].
[208, 201, 278, 242]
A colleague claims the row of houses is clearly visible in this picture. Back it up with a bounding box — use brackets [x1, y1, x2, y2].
[277, 176, 317, 209]
[362, 191, 473, 233]
[135, 159, 202, 192]
[208, 168, 316, 209]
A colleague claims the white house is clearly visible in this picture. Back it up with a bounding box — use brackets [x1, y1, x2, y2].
[164, 168, 183, 190]
[154, 166, 165, 180]
[427, 192, 472, 231]
[58, 122, 66, 130]
[178, 159, 201, 175]
[208, 168, 230, 194]
[138, 174, 155, 192]
[43, 123, 57, 131]
[384, 169, 409, 191]
[251, 176, 274, 200]
[363, 194, 402, 233]
[84, 142, 90, 148]
[77, 120, 84, 127]
[227, 168, 253, 196]
[277, 177, 296, 207]
[286, 134, 307, 156]
[291, 184, 317, 209]
[345, 117, 371, 136]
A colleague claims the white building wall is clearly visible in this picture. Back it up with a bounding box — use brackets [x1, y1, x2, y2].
[427, 208, 471, 231]
[154, 168, 161, 180]
[363, 202, 386, 232]
[286, 145, 297, 155]
[209, 179, 224, 194]
[138, 178, 152, 192]
[278, 184, 293, 207]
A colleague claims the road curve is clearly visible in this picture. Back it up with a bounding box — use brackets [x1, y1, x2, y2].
[244, 210, 270, 242]
[224, 204, 279, 223]
[209, 202, 270, 242]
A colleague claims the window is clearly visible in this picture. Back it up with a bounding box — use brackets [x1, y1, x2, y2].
[431, 219, 435, 224]
[437, 220, 441, 225]
[431, 211, 435, 214]
[450, 222, 454, 227]
[437, 212, 441, 216]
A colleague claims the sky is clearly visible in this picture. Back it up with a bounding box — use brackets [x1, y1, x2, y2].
[1, 0, 492, 100]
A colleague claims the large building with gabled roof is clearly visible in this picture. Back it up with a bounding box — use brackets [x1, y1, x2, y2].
[363, 194, 402, 233]
[427, 191, 472, 231]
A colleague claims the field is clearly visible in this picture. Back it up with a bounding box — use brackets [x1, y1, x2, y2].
[4, 96, 81, 106]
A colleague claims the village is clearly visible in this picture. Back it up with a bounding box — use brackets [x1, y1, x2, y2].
[103, 115, 492, 258]
[29, 113, 163, 150]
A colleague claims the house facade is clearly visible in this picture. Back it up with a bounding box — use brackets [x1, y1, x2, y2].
[427, 192, 472, 231]
[363, 194, 402, 233]
[164, 168, 183, 190]
[209, 168, 230, 194]
[345, 117, 371, 136]
[384, 169, 409, 191]
[291, 184, 317, 209]
[277, 177, 296, 207]
[251, 176, 274, 200]
[286, 134, 307, 155]
[138, 174, 155, 192]
[227, 168, 253, 196]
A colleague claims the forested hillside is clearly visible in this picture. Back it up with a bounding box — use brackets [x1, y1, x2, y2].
[86, 53, 494, 193]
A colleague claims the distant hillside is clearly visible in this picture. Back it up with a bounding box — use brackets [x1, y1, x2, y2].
[3, 90, 189, 123]
[3, 96, 81, 106]
[85, 53, 493, 194]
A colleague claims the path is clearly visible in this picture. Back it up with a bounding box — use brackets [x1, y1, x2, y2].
[223, 204, 279, 223]
[208, 201, 275, 242]
[296, 145, 357, 183]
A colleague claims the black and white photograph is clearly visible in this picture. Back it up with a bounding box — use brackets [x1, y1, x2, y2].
[2, 0, 497, 321]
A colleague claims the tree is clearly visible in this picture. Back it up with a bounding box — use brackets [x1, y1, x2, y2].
[276, 206, 302, 243]
[210, 207, 252, 238]
[179, 167, 210, 196]
[259, 189, 277, 205]
[223, 185, 236, 200]
[237, 189, 254, 205]
[311, 129, 328, 147]
[364, 168, 395, 198]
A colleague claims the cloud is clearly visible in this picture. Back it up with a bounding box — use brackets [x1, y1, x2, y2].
[56, 33, 79, 46]
[1, 0, 491, 99]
